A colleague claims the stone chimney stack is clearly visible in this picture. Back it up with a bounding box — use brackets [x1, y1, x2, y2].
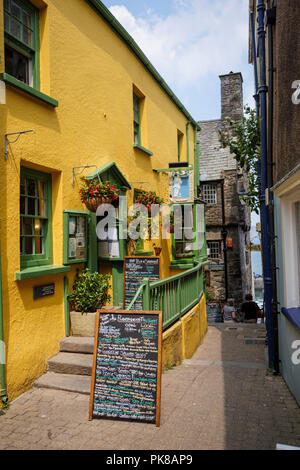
[219, 72, 243, 122]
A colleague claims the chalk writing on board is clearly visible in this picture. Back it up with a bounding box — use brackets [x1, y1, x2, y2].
[89, 311, 162, 425]
[124, 257, 160, 309]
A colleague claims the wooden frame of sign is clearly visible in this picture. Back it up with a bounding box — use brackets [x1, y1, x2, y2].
[89, 309, 163, 427]
[123, 256, 161, 310]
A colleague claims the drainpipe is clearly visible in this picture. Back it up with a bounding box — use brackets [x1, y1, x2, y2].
[257, 0, 275, 368]
[0, 241, 8, 407]
[266, 6, 280, 374]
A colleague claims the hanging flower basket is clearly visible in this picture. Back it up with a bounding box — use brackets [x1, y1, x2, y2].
[79, 178, 119, 213]
[135, 190, 164, 215]
[84, 197, 113, 212]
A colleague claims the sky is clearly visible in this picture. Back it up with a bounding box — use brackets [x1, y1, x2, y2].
[102, 0, 255, 121]
[102, 0, 259, 230]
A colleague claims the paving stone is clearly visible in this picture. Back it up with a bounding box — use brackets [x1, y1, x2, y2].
[1, 325, 300, 450]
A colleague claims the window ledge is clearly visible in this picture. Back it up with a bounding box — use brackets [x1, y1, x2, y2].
[0, 73, 58, 107]
[16, 265, 70, 281]
[281, 307, 300, 331]
[133, 144, 153, 156]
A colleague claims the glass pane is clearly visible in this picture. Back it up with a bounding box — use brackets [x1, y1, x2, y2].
[37, 199, 46, 217]
[23, 217, 33, 235]
[22, 10, 32, 28]
[27, 178, 36, 196]
[27, 197, 36, 215]
[23, 26, 32, 47]
[20, 196, 25, 214]
[5, 45, 29, 84]
[4, 12, 10, 32]
[20, 176, 26, 195]
[37, 181, 46, 199]
[24, 237, 33, 255]
[11, 17, 22, 40]
[11, 1, 21, 20]
[4, 0, 10, 12]
[35, 237, 43, 255]
[34, 218, 43, 237]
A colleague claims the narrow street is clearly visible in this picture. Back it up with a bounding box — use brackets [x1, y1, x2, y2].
[1, 323, 300, 451]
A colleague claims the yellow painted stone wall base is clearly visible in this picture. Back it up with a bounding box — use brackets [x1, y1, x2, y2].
[162, 295, 208, 371]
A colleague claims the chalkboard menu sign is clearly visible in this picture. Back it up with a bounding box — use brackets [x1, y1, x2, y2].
[206, 301, 223, 323]
[89, 310, 162, 426]
[124, 257, 160, 310]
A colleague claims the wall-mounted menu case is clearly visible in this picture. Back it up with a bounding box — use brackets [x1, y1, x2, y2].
[63, 210, 88, 265]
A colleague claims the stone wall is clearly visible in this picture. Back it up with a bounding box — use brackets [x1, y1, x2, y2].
[198, 72, 252, 308]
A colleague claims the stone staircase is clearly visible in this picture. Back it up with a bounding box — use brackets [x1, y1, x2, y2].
[34, 337, 95, 395]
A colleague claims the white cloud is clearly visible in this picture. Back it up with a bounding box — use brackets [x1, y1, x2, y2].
[109, 0, 250, 89]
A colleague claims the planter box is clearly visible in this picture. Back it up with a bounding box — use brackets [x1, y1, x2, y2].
[70, 311, 97, 337]
[70, 306, 122, 337]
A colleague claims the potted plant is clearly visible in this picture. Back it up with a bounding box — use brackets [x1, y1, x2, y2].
[68, 269, 111, 336]
[79, 177, 119, 213]
[152, 243, 162, 256]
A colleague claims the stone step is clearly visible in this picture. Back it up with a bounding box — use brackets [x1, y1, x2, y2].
[60, 336, 94, 354]
[35, 372, 91, 395]
[48, 352, 93, 376]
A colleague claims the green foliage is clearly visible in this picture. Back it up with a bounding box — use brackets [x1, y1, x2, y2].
[68, 269, 111, 313]
[219, 106, 261, 214]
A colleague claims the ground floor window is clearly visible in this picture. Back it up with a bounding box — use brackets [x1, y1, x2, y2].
[20, 167, 52, 268]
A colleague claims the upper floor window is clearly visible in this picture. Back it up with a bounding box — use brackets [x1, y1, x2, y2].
[4, 0, 39, 88]
[20, 167, 52, 268]
[133, 93, 141, 145]
[202, 184, 217, 204]
[207, 241, 221, 260]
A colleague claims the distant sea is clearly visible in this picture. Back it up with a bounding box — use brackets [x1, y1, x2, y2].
[251, 250, 263, 276]
[251, 250, 264, 309]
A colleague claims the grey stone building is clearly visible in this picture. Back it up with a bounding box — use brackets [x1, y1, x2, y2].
[198, 72, 252, 309]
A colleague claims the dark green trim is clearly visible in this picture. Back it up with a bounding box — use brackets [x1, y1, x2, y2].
[0, 73, 58, 107]
[87, 211, 98, 272]
[85, 0, 197, 126]
[4, 0, 40, 89]
[20, 167, 53, 269]
[112, 262, 124, 308]
[64, 276, 70, 337]
[16, 264, 70, 281]
[0, 240, 8, 403]
[86, 162, 131, 189]
[133, 144, 153, 156]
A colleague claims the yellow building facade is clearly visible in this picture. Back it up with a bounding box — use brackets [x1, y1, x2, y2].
[0, 0, 207, 402]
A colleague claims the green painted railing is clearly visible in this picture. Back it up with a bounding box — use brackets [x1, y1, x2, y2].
[127, 261, 205, 330]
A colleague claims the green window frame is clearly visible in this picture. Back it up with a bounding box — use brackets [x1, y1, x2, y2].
[20, 167, 52, 269]
[4, 0, 40, 89]
[133, 93, 141, 145]
[171, 204, 195, 266]
[63, 210, 88, 265]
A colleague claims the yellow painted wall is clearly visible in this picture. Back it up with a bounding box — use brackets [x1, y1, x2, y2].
[162, 295, 208, 370]
[0, 0, 199, 400]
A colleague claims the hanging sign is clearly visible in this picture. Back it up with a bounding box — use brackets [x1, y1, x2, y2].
[89, 310, 163, 426]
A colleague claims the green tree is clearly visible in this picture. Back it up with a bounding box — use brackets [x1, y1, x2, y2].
[219, 106, 261, 214]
